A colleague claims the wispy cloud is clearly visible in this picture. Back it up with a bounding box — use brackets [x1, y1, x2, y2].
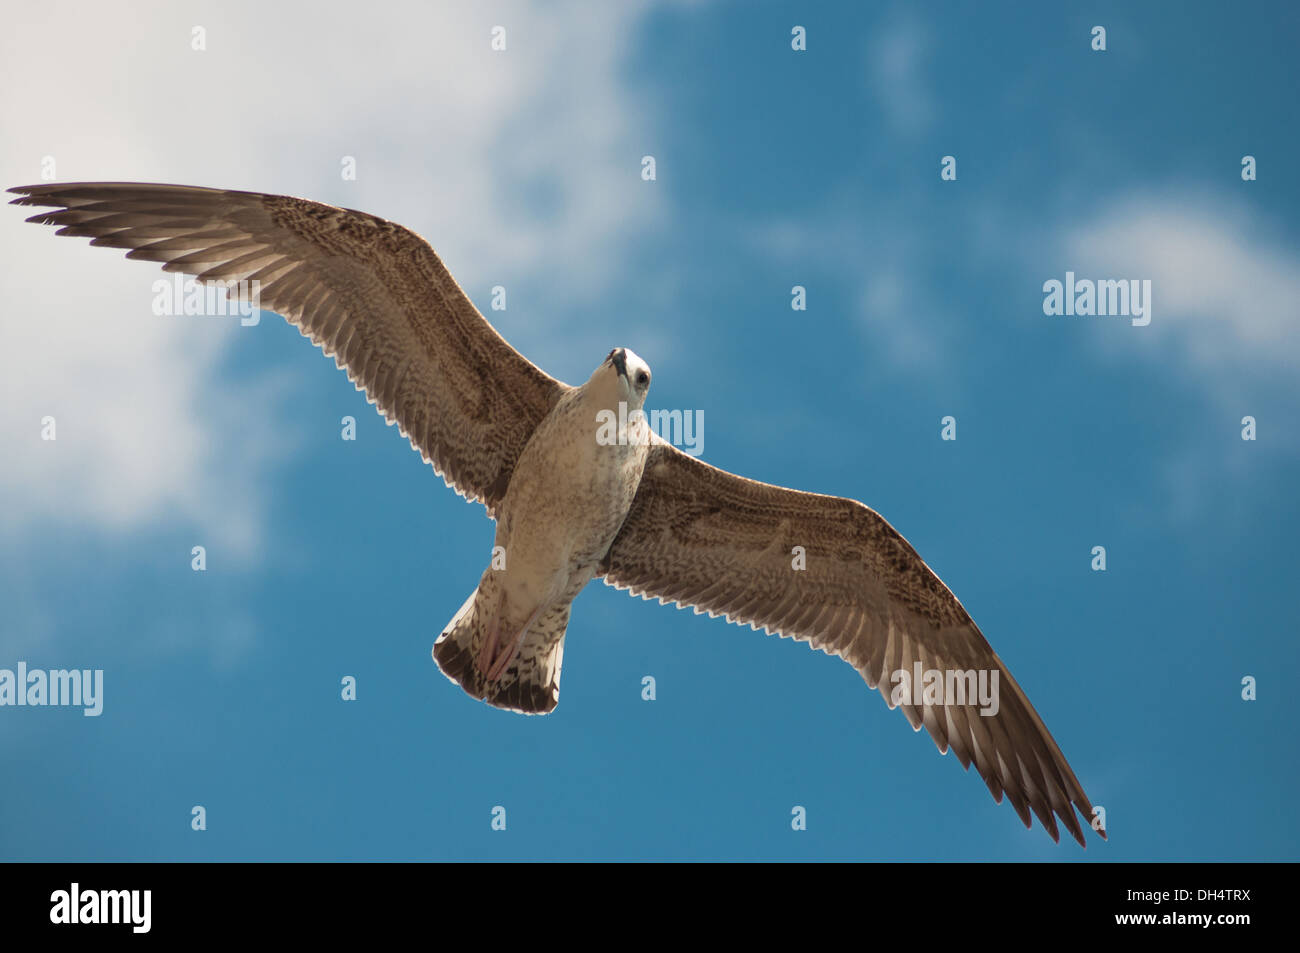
[868, 15, 935, 137]
[1062, 191, 1300, 379]
[748, 204, 956, 379]
[0, 0, 671, 560]
[1056, 190, 1300, 524]
[0, 1, 686, 665]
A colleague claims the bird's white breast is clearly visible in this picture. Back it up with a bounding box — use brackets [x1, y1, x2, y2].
[492, 383, 651, 611]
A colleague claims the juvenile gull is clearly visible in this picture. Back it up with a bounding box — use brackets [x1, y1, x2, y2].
[11, 182, 1105, 846]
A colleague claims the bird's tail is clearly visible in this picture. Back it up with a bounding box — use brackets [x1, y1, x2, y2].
[432, 581, 568, 715]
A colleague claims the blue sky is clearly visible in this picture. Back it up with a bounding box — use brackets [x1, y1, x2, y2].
[1, 1, 1297, 860]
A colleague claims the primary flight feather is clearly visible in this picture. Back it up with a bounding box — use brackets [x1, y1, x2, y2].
[11, 182, 1104, 846]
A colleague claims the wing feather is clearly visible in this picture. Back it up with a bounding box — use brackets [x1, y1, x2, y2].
[603, 440, 1104, 846]
[10, 181, 568, 513]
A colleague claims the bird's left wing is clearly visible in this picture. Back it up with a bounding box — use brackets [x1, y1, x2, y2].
[10, 182, 567, 514]
[602, 438, 1103, 846]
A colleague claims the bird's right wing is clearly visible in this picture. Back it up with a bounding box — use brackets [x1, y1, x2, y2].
[11, 182, 568, 514]
[603, 439, 1103, 845]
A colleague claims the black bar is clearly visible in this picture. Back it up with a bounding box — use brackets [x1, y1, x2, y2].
[1, 862, 1279, 939]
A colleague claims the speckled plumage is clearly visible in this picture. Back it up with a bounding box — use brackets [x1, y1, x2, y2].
[12, 181, 1104, 846]
[435, 356, 652, 713]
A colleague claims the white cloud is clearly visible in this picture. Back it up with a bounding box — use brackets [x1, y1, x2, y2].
[1059, 191, 1300, 522]
[1063, 192, 1300, 378]
[868, 15, 934, 136]
[0, 0, 670, 557]
[749, 210, 952, 377]
[857, 269, 947, 372]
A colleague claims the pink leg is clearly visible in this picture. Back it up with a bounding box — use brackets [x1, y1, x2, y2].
[483, 603, 547, 682]
[477, 620, 501, 678]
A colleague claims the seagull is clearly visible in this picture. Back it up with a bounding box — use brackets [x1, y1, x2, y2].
[11, 182, 1105, 846]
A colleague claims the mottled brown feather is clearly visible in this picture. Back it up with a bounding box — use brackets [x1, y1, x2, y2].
[13, 181, 1101, 845]
[603, 439, 1103, 846]
[9, 181, 567, 514]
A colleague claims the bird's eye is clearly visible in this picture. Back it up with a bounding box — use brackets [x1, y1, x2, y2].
[636, 371, 649, 387]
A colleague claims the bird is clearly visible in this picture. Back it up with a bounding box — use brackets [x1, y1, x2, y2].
[11, 181, 1105, 847]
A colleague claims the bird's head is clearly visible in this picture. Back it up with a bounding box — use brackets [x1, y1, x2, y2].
[590, 347, 652, 411]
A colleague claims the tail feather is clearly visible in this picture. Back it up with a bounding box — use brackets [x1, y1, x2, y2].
[433, 586, 569, 715]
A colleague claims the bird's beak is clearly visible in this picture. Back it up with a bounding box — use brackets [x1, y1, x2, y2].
[609, 348, 628, 379]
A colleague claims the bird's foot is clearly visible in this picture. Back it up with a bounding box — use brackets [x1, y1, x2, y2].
[480, 604, 547, 682]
